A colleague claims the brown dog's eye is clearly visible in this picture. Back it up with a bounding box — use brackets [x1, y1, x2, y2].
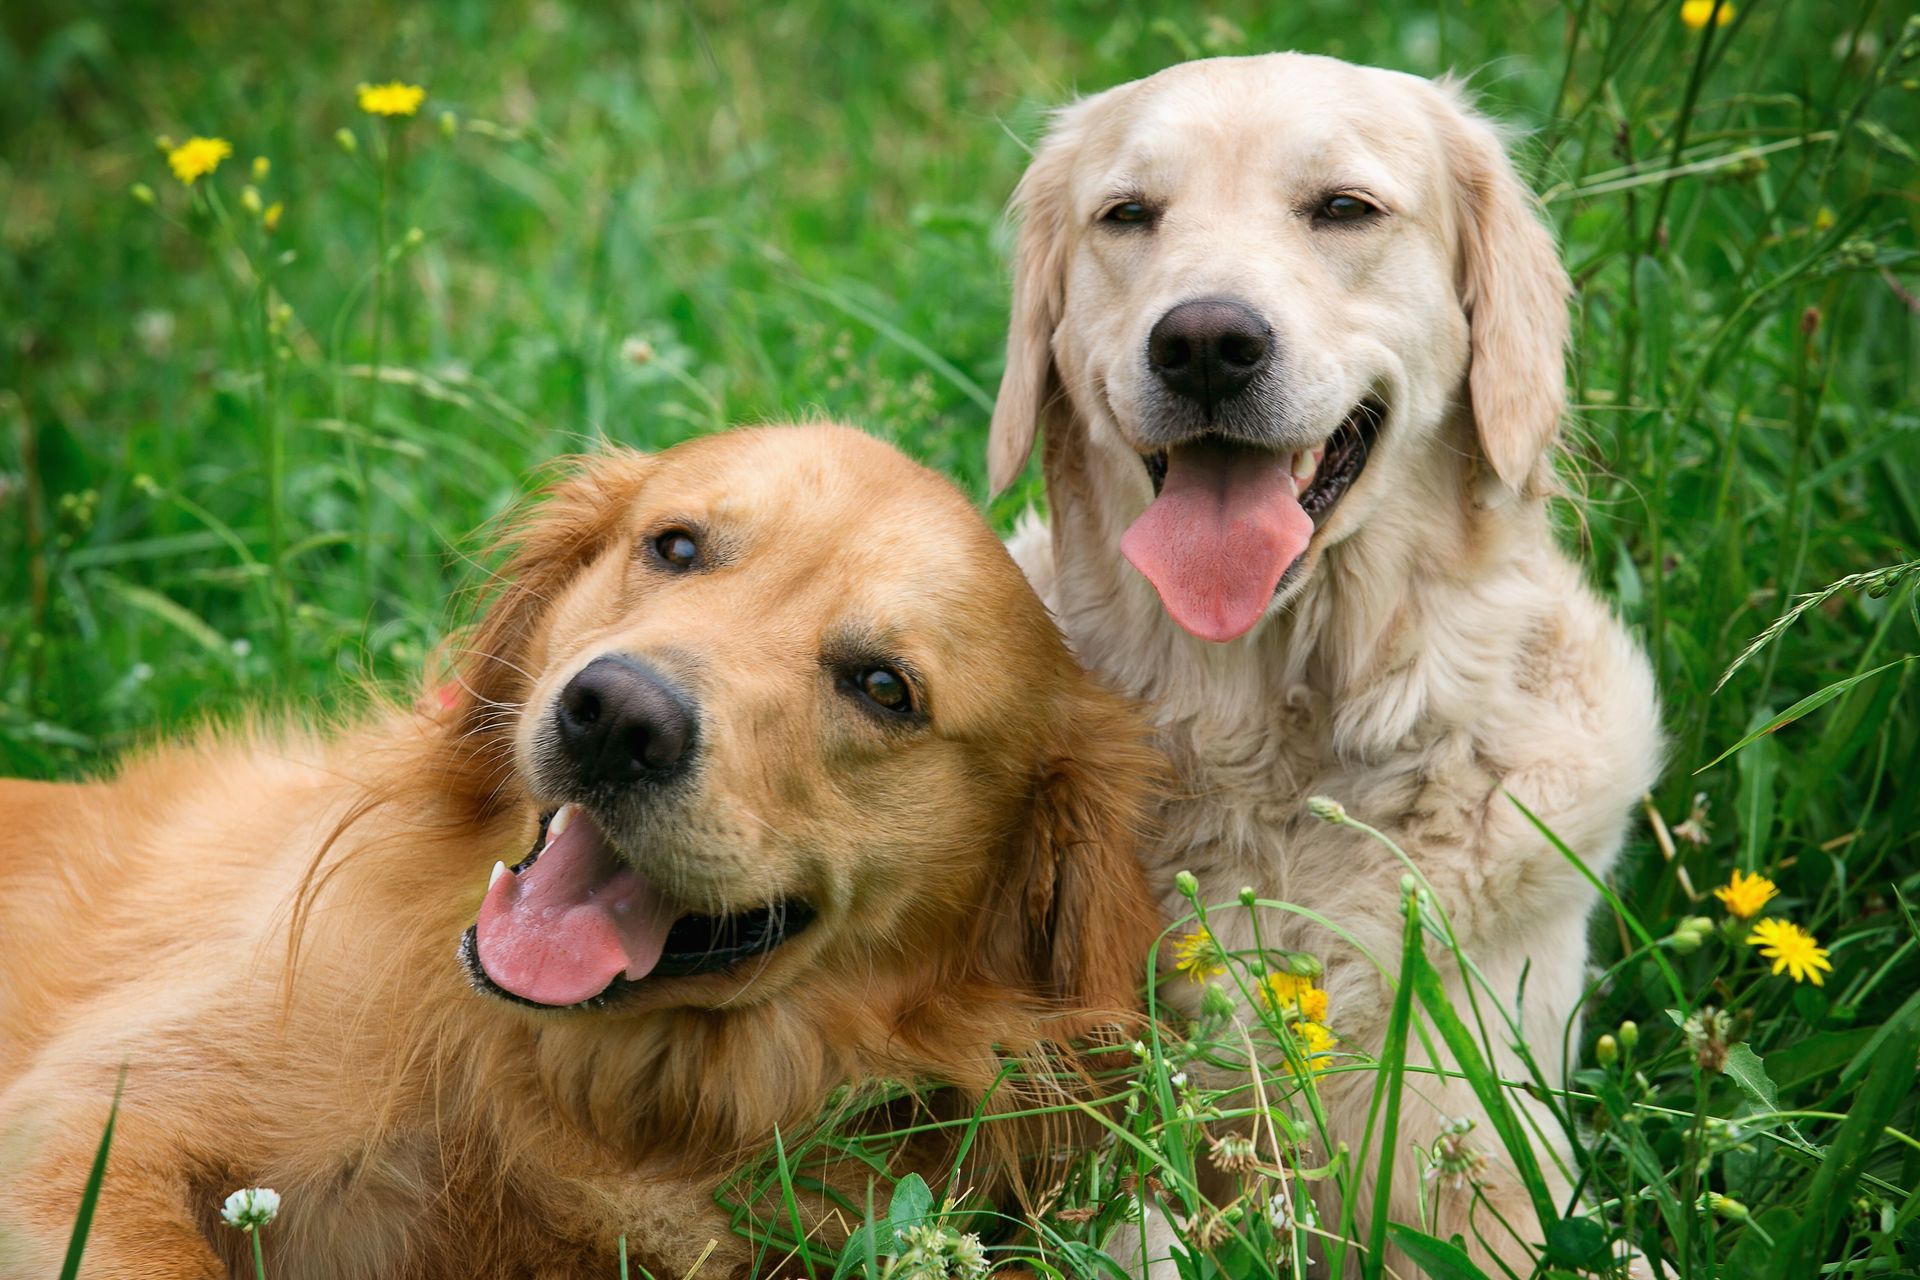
[1318, 194, 1378, 223]
[1103, 200, 1152, 226]
[652, 528, 699, 570]
[856, 667, 912, 713]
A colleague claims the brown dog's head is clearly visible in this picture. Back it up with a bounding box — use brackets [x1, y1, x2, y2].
[444, 425, 1158, 1041]
[989, 54, 1569, 643]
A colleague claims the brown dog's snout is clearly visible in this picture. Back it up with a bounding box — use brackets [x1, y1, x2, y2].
[555, 655, 697, 786]
[1147, 297, 1273, 413]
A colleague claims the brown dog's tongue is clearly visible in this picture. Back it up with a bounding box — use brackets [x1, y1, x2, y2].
[1121, 440, 1313, 643]
[474, 808, 676, 1007]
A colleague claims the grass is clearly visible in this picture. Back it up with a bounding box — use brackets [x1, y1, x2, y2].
[3, 0, 1917, 1275]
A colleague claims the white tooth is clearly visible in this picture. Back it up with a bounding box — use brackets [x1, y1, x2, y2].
[1292, 449, 1317, 485]
[547, 803, 575, 840]
[489, 860, 508, 890]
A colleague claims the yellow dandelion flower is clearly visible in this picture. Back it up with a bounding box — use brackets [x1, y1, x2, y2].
[1745, 918, 1832, 986]
[1255, 972, 1330, 1023]
[1293, 1020, 1337, 1071]
[167, 136, 232, 185]
[1172, 926, 1228, 983]
[1713, 868, 1779, 920]
[1680, 0, 1734, 29]
[358, 82, 427, 118]
[263, 202, 284, 232]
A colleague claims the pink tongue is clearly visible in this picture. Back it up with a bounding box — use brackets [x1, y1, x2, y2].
[474, 813, 677, 1006]
[1121, 440, 1313, 643]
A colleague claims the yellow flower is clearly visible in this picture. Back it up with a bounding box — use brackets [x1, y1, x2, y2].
[167, 136, 232, 185]
[358, 82, 427, 118]
[263, 202, 284, 232]
[1292, 1021, 1337, 1071]
[1256, 972, 1330, 1023]
[1172, 926, 1228, 983]
[1680, 0, 1734, 29]
[1713, 868, 1779, 920]
[1745, 919, 1832, 986]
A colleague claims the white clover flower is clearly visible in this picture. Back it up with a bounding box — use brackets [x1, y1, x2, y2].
[220, 1186, 280, 1229]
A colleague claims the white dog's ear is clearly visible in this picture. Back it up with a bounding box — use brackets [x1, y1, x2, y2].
[988, 108, 1086, 498]
[1438, 87, 1570, 497]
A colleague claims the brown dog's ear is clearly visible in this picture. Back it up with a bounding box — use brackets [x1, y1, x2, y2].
[988, 100, 1098, 499]
[453, 450, 652, 721]
[990, 690, 1163, 1028]
[1435, 83, 1571, 498]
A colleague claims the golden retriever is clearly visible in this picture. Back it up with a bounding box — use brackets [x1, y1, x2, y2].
[988, 54, 1662, 1275]
[0, 424, 1162, 1279]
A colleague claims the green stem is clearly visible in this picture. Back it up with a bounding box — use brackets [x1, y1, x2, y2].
[250, 1226, 267, 1280]
[363, 123, 394, 607]
[257, 221, 291, 680]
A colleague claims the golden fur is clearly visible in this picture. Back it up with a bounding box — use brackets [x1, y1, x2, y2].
[0, 424, 1163, 1279]
[988, 55, 1663, 1275]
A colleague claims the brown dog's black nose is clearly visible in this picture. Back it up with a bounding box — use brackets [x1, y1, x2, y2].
[555, 656, 696, 785]
[1148, 297, 1273, 412]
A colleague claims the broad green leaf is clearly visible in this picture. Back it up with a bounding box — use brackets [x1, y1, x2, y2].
[1384, 1225, 1494, 1280]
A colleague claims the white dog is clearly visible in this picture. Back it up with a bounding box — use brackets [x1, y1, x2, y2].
[989, 53, 1662, 1275]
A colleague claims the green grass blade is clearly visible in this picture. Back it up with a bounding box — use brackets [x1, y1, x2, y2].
[1361, 891, 1422, 1280]
[59, 1064, 128, 1280]
[1697, 656, 1915, 772]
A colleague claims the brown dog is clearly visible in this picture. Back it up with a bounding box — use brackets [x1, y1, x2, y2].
[0, 424, 1161, 1278]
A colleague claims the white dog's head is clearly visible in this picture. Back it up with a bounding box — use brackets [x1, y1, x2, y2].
[990, 54, 1569, 643]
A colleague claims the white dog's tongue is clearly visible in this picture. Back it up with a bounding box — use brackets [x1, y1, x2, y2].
[474, 807, 676, 1006]
[1121, 439, 1313, 643]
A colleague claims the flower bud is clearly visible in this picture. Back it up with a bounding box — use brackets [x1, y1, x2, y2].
[1306, 795, 1347, 824]
[251, 156, 271, 181]
[1618, 1019, 1639, 1051]
[439, 110, 459, 138]
[1595, 1034, 1618, 1067]
[130, 183, 156, 206]
[240, 185, 263, 217]
[403, 226, 425, 248]
[1200, 983, 1238, 1021]
[1173, 870, 1199, 899]
[1238, 885, 1257, 906]
[1705, 1193, 1749, 1221]
[1277, 949, 1323, 979]
[335, 127, 359, 154]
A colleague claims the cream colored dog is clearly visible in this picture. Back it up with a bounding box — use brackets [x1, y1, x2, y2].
[989, 54, 1662, 1275]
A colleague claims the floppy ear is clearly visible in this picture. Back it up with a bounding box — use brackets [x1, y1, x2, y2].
[452, 450, 652, 723]
[1436, 85, 1571, 498]
[996, 691, 1164, 1028]
[987, 105, 1089, 498]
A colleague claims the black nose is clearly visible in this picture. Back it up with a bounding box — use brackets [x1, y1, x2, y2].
[1147, 297, 1273, 413]
[554, 655, 696, 786]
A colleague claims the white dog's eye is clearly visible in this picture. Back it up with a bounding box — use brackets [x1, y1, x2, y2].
[1316, 193, 1380, 223]
[1101, 200, 1154, 226]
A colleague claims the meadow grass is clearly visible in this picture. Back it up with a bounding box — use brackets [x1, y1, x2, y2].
[3, 0, 1917, 1276]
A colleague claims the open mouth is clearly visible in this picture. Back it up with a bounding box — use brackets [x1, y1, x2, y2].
[1142, 398, 1384, 523]
[1123, 399, 1385, 644]
[460, 803, 814, 1010]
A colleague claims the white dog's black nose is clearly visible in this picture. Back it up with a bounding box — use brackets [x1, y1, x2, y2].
[1148, 297, 1273, 412]
[556, 655, 696, 785]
